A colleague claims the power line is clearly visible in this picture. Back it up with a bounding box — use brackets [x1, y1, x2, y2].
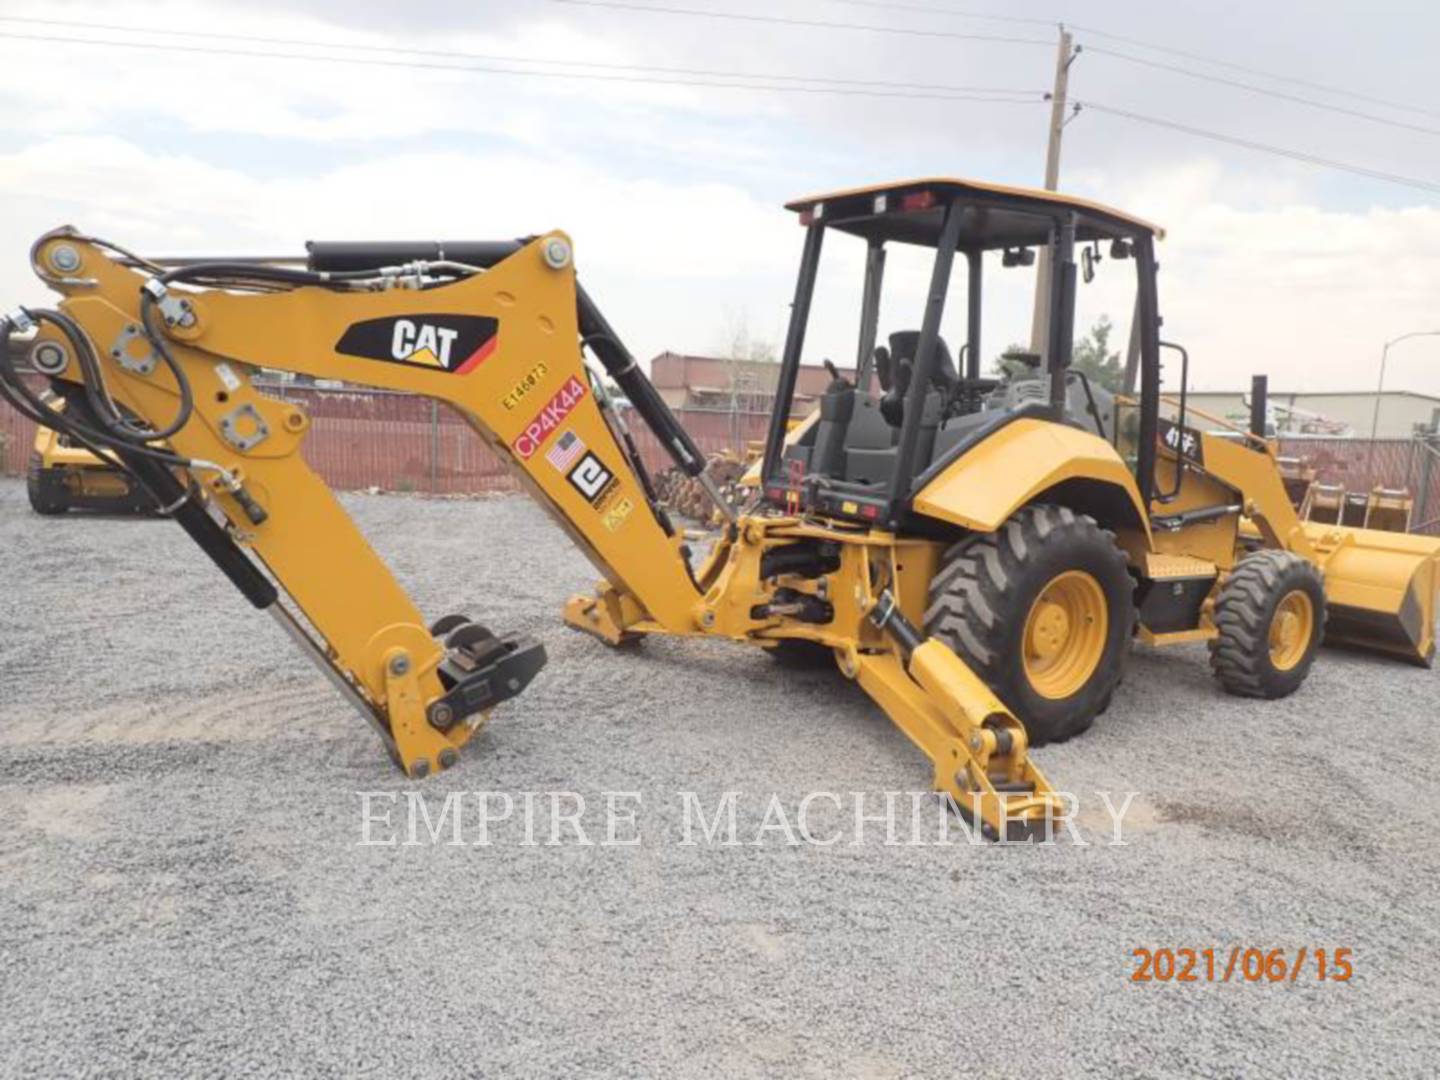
[0, 29, 1044, 103]
[0, 14, 1037, 97]
[8, 14, 1436, 197]
[817, 0, 1054, 26]
[549, 0, 1051, 45]
[1088, 46, 1440, 137]
[1069, 22, 1440, 122]
[1078, 100, 1440, 195]
[643, 2, 1440, 186]
[811, 1, 1440, 124]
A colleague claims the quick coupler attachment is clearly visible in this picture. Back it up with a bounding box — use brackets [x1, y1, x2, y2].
[426, 615, 548, 732]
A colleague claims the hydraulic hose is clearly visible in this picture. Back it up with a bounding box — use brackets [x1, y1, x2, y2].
[0, 309, 193, 471]
[575, 284, 708, 478]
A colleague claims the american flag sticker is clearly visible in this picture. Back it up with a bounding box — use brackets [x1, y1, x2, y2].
[546, 429, 585, 472]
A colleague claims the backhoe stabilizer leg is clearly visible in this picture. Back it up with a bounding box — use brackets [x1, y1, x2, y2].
[564, 583, 650, 645]
[863, 591, 1063, 842]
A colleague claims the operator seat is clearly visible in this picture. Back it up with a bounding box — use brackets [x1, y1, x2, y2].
[879, 330, 958, 427]
[842, 331, 953, 486]
[807, 363, 857, 479]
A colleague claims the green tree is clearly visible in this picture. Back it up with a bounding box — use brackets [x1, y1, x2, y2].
[1071, 315, 1124, 392]
[990, 342, 1032, 380]
[989, 318, 1124, 391]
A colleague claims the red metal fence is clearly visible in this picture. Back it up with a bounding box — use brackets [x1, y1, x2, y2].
[4, 384, 1437, 532]
[1276, 436, 1440, 534]
[263, 385, 775, 495]
[0, 381, 774, 496]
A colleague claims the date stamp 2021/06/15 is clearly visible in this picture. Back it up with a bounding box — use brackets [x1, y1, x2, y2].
[1130, 947, 1354, 984]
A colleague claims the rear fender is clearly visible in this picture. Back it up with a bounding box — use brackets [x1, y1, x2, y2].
[911, 418, 1150, 542]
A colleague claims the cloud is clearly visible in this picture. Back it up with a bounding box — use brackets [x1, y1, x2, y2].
[0, 1, 783, 145]
[1, 1, 1439, 397]
[1097, 162, 1440, 393]
[0, 134, 797, 364]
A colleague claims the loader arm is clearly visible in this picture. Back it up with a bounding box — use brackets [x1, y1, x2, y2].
[14, 230, 702, 776]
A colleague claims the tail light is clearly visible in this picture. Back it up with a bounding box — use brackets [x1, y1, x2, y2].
[798, 202, 826, 226]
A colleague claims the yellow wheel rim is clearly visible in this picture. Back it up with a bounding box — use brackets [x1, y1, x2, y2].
[1269, 589, 1314, 672]
[1022, 570, 1108, 700]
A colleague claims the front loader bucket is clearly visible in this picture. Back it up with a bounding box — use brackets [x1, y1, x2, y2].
[1305, 522, 1440, 666]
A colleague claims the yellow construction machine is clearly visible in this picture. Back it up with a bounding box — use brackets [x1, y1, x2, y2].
[27, 415, 159, 515]
[4, 178, 1437, 841]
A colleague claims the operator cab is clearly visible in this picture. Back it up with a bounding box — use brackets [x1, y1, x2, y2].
[760, 178, 1167, 526]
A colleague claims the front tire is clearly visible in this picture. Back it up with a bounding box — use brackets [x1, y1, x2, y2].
[1208, 550, 1325, 698]
[923, 504, 1135, 745]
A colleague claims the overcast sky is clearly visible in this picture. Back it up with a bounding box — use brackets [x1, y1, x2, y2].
[2, 0, 1439, 393]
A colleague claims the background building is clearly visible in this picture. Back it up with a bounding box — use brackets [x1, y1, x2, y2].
[650, 352, 865, 413]
[1187, 390, 1440, 439]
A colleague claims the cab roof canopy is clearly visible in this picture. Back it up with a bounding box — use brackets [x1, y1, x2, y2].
[784, 177, 1165, 249]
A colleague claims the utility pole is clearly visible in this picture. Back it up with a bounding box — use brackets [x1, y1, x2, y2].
[1030, 24, 1079, 356]
[1365, 329, 1440, 480]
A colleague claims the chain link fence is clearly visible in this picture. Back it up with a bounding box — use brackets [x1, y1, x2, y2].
[0, 379, 774, 495]
[1277, 435, 1440, 534]
[4, 382, 1436, 532]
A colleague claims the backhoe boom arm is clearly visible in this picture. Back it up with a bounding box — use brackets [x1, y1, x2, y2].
[8, 230, 702, 776]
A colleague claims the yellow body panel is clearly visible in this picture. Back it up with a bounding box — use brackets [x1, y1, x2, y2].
[911, 418, 1149, 537]
[1149, 452, 1243, 571]
[183, 247, 702, 634]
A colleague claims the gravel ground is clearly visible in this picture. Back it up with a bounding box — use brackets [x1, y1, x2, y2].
[1, 476, 1438, 1078]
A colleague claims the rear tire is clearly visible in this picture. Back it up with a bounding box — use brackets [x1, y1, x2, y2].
[1208, 550, 1325, 698]
[924, 504, 1135, 746]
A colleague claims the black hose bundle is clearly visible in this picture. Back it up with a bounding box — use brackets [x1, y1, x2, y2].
[2, 243, 483, 509]
[0, 254, 389, 470]
[0, 307, 192, 474]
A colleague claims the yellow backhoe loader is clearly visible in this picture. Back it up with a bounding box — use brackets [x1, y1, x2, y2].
[4, 177, 1436, 841]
